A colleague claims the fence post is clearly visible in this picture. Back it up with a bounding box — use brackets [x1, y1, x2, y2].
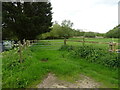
[113, 42, 116, 52]
[64, 37, 66, 45]
[83, 36, 85, 46]
[109, 42, 113, 52]
[26, 40, 29, 47]
[28, 40, 30, 46]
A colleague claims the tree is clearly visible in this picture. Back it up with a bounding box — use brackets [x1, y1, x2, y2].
[40, 23, 61, 39]
[61, 20, 73, 28]
[61, 20, 74, 38]
[72, 29, 85, 36]
[2, 2, 53, 41]
[2, 28, 18, 40]
[38, 20, 74, 39]
[95, 33, 105, 37]
[105, 25, 120, 38]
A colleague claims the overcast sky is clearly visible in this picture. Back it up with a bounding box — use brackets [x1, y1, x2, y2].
[50, 0, 119, 33]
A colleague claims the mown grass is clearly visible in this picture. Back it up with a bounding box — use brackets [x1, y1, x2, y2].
[2, 39, 119, 88]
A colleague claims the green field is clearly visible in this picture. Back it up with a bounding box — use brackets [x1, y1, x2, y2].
[1, 38, 119, 88]
[68, 37, 118, 43]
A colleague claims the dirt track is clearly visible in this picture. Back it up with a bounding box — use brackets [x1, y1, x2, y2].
[37, 73, 101, 88]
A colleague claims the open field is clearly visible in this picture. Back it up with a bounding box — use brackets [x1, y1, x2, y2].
[1, 38, 119, 88]
[68, 37, 118, 43]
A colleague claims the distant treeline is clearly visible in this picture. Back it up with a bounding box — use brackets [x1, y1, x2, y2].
[3, 17, 120, 40]
[2, 2, 119, 40]
[38, 22, 120, 39]
[37, 20, 105, 40]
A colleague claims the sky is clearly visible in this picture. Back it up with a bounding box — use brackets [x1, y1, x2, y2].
[50, 0, 120, 33]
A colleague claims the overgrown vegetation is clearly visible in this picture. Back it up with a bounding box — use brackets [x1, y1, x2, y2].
[59, 45, 119, 68]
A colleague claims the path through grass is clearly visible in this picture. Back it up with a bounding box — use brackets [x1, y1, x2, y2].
[2, 39, 118, 88]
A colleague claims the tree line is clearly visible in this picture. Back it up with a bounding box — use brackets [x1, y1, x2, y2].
[39, 21, 120, 39]
[37, 20, 105, 39]
[2, 1, 119, 41]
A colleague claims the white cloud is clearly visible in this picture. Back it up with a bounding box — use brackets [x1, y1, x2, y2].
[50, 0, 119, 33]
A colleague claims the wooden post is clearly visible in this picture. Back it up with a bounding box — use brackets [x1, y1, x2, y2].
[83, 36, 85, 46]
[26, 40, 28, 47]
[109, 42, 113, 52]
[26, 40, 30, 47]
[28, 40, 30, 46]
[113, 42, 116, 52]
[18, 41, 22, 63]
[64, 37, 66, 45]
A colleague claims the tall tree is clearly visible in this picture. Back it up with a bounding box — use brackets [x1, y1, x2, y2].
[61, 20, 73, 38]
[2, 2, 52, 40]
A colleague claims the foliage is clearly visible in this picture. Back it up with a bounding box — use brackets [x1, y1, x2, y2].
[73, 29, 85, 36]
[84, 32, 96, 38]
[61, 20, 73, 28]
[61, 20, 74, 38]
[60, 45, 119, 68]
[2, 2, 53, 40]
[39, 20, 75, 39]
[2, 28, 18, 40]
[37, 19, 105, 39]
[105, 24, 120, 38]
[95, 33, 105, 37]
[48, 24, 61, 38]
